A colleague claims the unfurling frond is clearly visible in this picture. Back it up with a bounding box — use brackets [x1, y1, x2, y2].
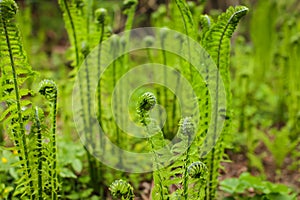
[109, 179, 134, 200]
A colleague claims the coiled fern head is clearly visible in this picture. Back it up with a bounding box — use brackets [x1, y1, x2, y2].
[109, 179, 134, 200]
[123, 0, 138, 10]
[180, 117, 195, 137]
[0, 0, 18, 20]
[144, 35, 155, 47]
[38, 79, 57, 102]
[188, 161, 208, 180]
[137, 92, 156, 112]
[95, 8, 107, 24]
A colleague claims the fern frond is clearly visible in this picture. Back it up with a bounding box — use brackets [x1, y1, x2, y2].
[200, 6, 248, 200]
[109, 179, 134, 200]
[174, 0, 197, 39]
[58, 0, 87, 67]
[39, 79, 59, 199]
[0, 0, 37, 198]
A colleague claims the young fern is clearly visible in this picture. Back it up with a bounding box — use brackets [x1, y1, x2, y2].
[174, 0, 197, 39]
[39, 79, 59, 200]
[180, 117, 194, 200]
[167, 116, 204, 199]
[199, 6, 248, 199]
[187, 161, 208, 199]
[123, 0, 137, 34]
[95, 7, 107, 153]
[174, 0, 196, 100]
[31, 106, 45, 200]
[59, 2, 111, 196]
[109, 179, 134, 200]
[0, 0, 35, 197]
[137, 92, 169, 200]
[159, 27, 171, 138]
[58, 0, 86, 67]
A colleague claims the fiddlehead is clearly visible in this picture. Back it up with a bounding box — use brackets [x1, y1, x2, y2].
[137, 92, 168, 199]
[188, 161, 208, 180]
[109, 179, 134, 200]
[39, 79, 59, 199]
[180, 117, 194, 200]
[187, 161, 208, 199]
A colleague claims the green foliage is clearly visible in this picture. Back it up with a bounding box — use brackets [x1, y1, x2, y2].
[258, 128, 300, 170]
[230, 0, 300, 182]
[0, 183, 14, 200]
[220, 172, 297, 200]
[0, 0, 35, 197]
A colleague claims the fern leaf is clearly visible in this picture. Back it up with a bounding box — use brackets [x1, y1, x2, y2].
[174, 0, 197, 39]
[58, 0, 87, 67]
[0, 0, 37, 198]
[200, 6, 248, 200]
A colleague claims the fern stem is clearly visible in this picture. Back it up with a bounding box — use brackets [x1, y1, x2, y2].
[160, 29, 169, 137]
[183, 145, 191, 199]
[61, 0, 80, 66]
[141, 117, 165, 200]
[34, 107, 43, 200]
[96, 11, 106, 196]
[174, 0, 195, 81]
[138, 93, 166, 200]
[111, 37, 123, 167]
[97, 15, 105, 150]
[180, 117, 194, 199]
[51, 92, 58, 200]
[38, 80, 59, 200]
[2, 18, 34, 198]
[83, 53, 99, 194]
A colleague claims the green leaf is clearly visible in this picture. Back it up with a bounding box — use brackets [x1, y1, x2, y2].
[59, 167, 77, 179]
[71, 158, 82, 173]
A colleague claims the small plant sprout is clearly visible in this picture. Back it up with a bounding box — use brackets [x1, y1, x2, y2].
[0, 0, 18, 20]
[95, 8, 107, 25]
[109, 179, 134, 200]
[137, 92, 157, 125]
[137, 92, 168, 199]
[138, 92, 156, 111]
[188, 161, 208, 180]
[188, 161, 208, 199]
[180, 117, 195, 199]
[39, 79, 59, 199]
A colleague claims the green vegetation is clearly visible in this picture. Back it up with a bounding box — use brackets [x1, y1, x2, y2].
[0, 0, 299, 199]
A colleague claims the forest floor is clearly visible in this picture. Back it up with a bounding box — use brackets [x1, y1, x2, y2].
[221, 143, 300, 199]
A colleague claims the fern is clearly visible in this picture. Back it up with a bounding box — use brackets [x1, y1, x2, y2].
[109, 179, 134, 200]
[32, 106, 44, 200]
[0, 0, 36, 198]
[58, 0, 86, 67]
[187, 161, 208, 199]
[199, 6, 248, 199]
[59, 1, 112, 196]
[39, 79, 59, 199]
[137, 92, 169, 200]
[174, 0, 197, 39]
